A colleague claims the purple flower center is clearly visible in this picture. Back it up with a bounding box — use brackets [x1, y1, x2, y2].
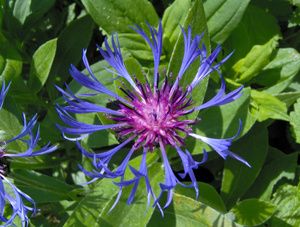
[113, 78, 195, 150]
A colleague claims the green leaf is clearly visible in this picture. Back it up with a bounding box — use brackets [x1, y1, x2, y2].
[175, 182, 227, 213]
[221, 123, 269, 209]
[254, 48, 300, 94]
[0, 58, 22, 83]
[10, 155, 61, 170]
[12, 0, 34, 24]
[39, 106, 62, 144]
[62, 177, 119, 227]
[251, 90, 289, 122]
[12, 170, 77, 203]
[28, 38, 57, 93]
[204, 0, 251, 43]
[47, 15, 94, 98]
[162, 0, 192, 51]
[270, 183, 300, 226]
[81, 0, 159, 34]
[167, 0, 209, 115]
[290, 98, 300, 143]
[244, 148, 298, 200]
[12, 0, 55, 26]
[0, 33, 22, 82]
[148, 193, 243, 227]
[223, 4, 281, 67]
[232, 36, 279, 83]
[24, 0, 55, 27]
[230, 199, 276, 226]
[63, 153, 161, 227]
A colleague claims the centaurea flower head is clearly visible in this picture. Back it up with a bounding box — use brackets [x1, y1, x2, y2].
[0, 82, 57, 226]
[57, 23, 250, 213]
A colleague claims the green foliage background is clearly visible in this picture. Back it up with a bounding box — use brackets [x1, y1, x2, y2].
[0, 0, 300, 226]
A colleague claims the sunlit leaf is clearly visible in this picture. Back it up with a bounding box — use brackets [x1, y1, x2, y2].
[28, 38, 57, 93]
[230, 199, 276, 226]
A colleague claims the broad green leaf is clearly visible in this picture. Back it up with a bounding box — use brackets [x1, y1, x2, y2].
[230, 199, 276, 226]
[39, 105, 62, 144]
[204, 0, 251, 43]
[221, 123, 269, 209]
[12, 170, 77, 203]
[0, 33, 22, 82]
[148, 193, 242, 227]
[175, 182, 227, 213]
[52, 15, 94, 76]
[167, 0, 209, 115]
[63, 178, 119, 227]
[244, 148, 298, 200]
[162, 0, 192, 51]
[253, 48, 300, 94]
[81, 0, 159, 34]
[224, 5, 281, 67]
[47, 15, 94, 98]
[12, 0, 55, 25]
[63, 153, 161, 227]
[0, 59, 22, 83]
[251, 90, 289, 122]
[12, 0, 34, 24]
[270, 183, 300, 226]
[232, 36, 279, 83]
[290, 98, 300, 143]
[28, 38, 57, 93]
[10, 155, 61, 170]
[23, 0, 55, 27]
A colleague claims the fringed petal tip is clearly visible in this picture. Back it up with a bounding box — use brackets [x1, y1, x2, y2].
[0, 176, 36, 226]
[189, 120, 249, 166]
[0, 81, 11, 109]
[4, 114, 57, 158]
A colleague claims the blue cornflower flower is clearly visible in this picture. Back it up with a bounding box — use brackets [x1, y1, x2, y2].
[56, 23, 250, 213]
[0, 82, 57, 226]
